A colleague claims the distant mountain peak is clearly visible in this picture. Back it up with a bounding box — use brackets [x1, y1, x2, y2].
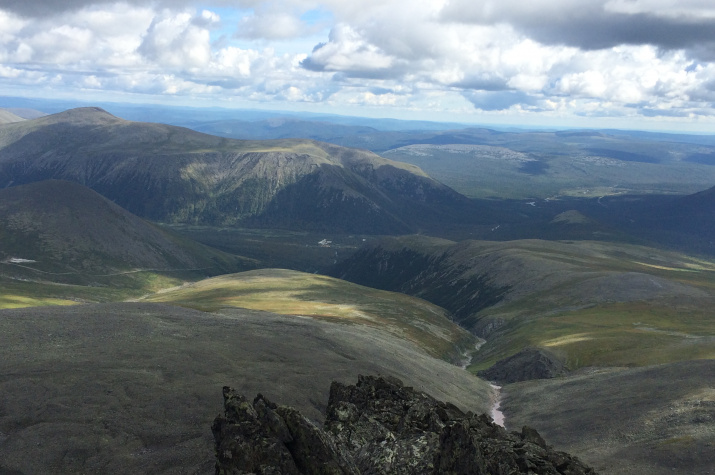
[0, 109, 25, 124]
[38, 106, 122, 125]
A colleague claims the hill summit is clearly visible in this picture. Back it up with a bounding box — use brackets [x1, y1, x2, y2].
[0, 179, 247, 279]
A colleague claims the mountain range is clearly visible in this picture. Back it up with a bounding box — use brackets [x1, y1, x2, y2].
[0, 104, 713, 474]
[0, 108, 480, 234]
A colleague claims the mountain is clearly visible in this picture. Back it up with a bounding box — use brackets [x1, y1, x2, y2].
[0, 179, 251, 284]
[329, 235, 715, 369]
[573, 187, 715, 255]
[674, 185, 715, 234]
[0, 109, 24, 124]
[4, 108, 47, 119]
[0, 107, 481, 234]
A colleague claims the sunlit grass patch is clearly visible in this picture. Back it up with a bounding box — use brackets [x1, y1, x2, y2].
[472, 300, 714, 371]
[657, 436, 696, 447]
[0, 271, 190, 310]
[141, 269, 476, 361]
[0, 294, 78, 309]
[542, 333, 594, 347]
[537, 304, 713, 368]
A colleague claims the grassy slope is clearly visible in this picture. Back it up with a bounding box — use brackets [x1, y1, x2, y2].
[330, 235, 715, 371]
[0, 180, 258, 308]
[477, 300, 714, 370]
[0, 302, 492, 475]
[141, 268, 477, 362]
[468, 240, 715, 370]
[0, 272, 188, 309]
[502, 360, 715, 475]
[0, 109, 25, 124]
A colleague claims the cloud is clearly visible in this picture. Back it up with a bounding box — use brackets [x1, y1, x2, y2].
[463, 90, 541, 111]
[235, 4, 327, 40]
[138, 11, 213, 69]
[0, 0, 263, 18]
[440, 0, 715, 55]
[236, 12, 306, 40]
[0, 3, 325, 101]
[1, 0, 714, 124]
[0, 4, 152, 66]
[301, 24, 397, 77]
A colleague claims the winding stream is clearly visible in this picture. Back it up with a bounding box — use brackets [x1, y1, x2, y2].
[489, 383, 505, 427]
[459, 339, 505, 428]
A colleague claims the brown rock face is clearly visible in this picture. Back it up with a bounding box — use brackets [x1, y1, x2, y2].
[213, 375, 596, 474]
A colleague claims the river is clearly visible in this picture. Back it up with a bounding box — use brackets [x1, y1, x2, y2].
[460, 339, 505, 428]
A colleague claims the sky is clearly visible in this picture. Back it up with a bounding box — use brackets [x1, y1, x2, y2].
[1, 0, 715, 131]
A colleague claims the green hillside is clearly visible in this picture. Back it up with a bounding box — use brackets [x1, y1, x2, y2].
[0, 108, 478, 234]
[0, 180, 254, 306]
[330, 236, 715, 370]
[141, 268, 477, 362]
[0, 302, 492, 474]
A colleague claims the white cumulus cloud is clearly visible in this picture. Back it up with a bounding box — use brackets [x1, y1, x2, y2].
[0, 0, 714, 126]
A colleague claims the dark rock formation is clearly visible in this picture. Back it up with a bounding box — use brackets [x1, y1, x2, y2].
[478, 347, 568, 384]
[213, 375, 595, 474]
[472, 316, 506, 339]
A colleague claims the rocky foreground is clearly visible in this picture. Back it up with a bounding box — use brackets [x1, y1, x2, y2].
[212, 375, 596, 474]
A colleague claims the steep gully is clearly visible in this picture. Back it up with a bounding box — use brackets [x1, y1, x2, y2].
[460, 339, 505, 427]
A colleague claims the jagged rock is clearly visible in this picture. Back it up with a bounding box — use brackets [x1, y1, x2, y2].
[212, 387, 357, 475]
[477, 347, 567, 384]
[213, 375, 596, 475]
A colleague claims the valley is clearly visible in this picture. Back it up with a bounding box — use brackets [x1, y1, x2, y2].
[0, 106, 712, 474]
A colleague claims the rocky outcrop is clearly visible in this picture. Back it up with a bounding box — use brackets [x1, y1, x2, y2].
[477, 347, 568, 384]
[213, 375, 595, 474]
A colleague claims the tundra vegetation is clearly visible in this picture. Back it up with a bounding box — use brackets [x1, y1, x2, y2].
[0, 107, 712, 474]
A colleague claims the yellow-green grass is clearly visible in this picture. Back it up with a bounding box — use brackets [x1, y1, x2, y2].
[0, 294, 78, 309]
[461, 240, 715, 323]
[497, 240, 715, 278]
[0, 272, 187, 309]
[471, 301, 714, 371]
[142, 268, 476, 361]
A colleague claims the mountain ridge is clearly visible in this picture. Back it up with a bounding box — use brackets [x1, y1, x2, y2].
[0, 179, 250, 281]
[0, 109, 25, 124]
[329, 235, 715, 371]
[0, 108, 476, 233]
